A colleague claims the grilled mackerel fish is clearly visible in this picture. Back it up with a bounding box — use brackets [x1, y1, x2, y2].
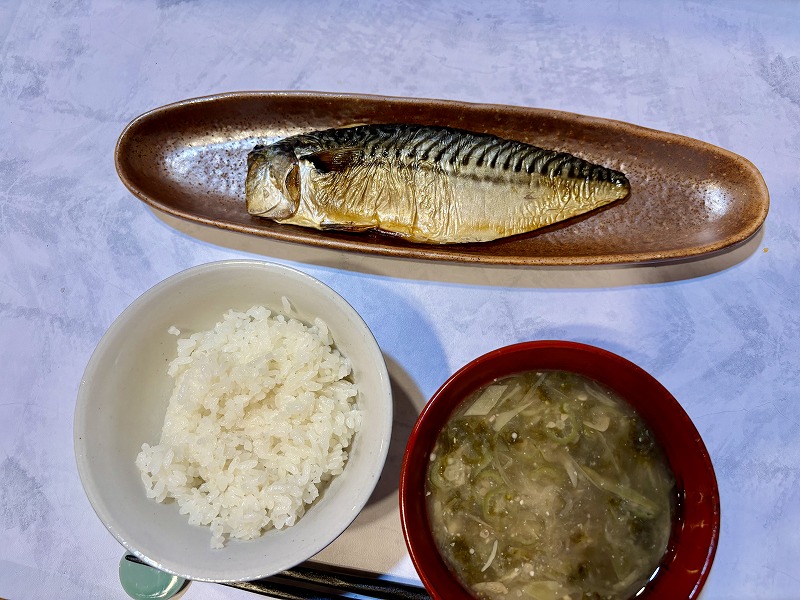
[246, 124, 630, 244]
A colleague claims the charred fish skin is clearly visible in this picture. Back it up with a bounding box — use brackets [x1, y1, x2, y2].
[246, 124, 630, 244]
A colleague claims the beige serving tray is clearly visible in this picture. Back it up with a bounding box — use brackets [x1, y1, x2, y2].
[115, 92, 769, 266]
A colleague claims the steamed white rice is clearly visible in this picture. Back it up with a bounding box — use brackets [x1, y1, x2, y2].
[135, 303, 361, 548]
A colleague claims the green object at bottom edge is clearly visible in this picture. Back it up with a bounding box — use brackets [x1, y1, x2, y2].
[119, 555, 189, 600]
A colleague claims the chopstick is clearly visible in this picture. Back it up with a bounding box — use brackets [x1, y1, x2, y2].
[124, 555, 430, 600]
[259, 563, 430, 600]
[222, 577, 345, 599]
[223, 578, 331, 599]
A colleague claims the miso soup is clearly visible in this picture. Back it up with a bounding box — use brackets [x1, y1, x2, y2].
[426, 370, 675, 600]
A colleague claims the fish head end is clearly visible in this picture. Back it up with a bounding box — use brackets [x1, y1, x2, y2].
[245, 145, 301, 219]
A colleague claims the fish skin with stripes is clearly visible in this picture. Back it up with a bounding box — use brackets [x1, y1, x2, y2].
[246, 124, 630, 244]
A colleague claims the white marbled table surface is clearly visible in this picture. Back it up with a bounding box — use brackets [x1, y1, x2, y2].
[2, 1, 799, 598]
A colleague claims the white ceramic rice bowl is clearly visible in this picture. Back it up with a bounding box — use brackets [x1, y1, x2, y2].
[74, 260, 392, 582]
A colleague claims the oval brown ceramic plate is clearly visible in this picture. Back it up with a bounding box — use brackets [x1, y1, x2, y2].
[115, 91, 769, 266]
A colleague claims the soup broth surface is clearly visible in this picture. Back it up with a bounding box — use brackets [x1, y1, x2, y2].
[426, 370, 675, 600]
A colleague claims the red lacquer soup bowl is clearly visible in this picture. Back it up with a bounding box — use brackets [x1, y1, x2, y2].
[399, 341, 719, 600]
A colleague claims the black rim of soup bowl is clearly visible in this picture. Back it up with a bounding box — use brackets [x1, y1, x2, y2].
[399, 340, 720, 600]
